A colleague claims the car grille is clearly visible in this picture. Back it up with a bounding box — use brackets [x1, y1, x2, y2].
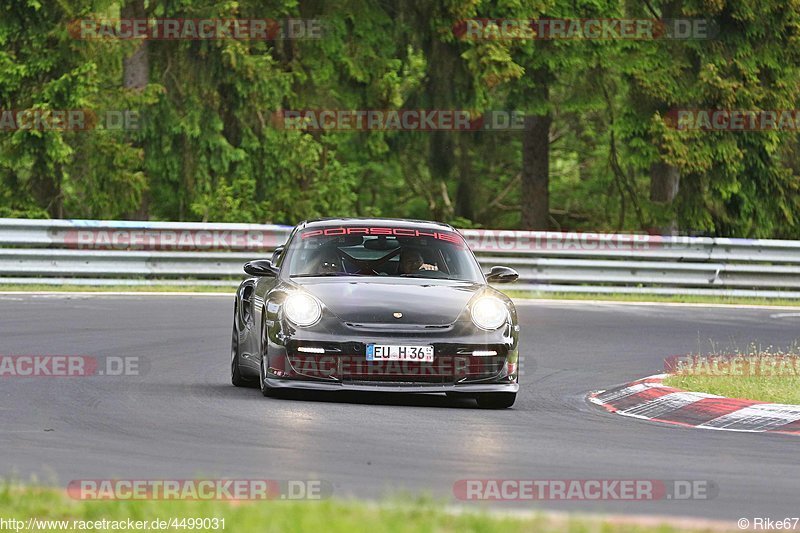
[286, 351, 506, 384]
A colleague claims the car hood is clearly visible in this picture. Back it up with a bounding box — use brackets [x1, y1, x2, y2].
[291, 277, 484, 325]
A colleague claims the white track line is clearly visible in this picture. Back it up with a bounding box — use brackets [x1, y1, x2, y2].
[514, 297, 800, 310]
[0, 291, 231, 297]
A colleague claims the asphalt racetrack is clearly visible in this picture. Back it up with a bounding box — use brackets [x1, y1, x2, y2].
[1, 294, 799, 521]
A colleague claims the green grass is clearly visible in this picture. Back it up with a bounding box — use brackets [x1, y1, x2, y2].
[0, 284, 234, 293]
[2, 284, 800, 307]
[664, 354, 800, 404]
[504, 290, 800, 307]
[0, 485, 732, 532]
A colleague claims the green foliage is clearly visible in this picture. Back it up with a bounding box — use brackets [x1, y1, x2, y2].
[1, 0, 800, 237]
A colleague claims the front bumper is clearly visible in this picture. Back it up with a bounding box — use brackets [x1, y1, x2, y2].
[261, 314, 520, 391]
[263, 377, 519, 394]
[263, 349, 519, 391]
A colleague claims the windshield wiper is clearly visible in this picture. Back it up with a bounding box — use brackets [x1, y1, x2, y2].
[290, 272, 367, 278]
[398, 274, 470, 281]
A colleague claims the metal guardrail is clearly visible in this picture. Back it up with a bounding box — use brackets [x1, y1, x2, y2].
[0, 218, 291, 250]
[1, 218, 799, 298]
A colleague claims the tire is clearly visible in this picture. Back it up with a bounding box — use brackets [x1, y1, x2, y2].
[476, 392, 516, 409]
[231, 322, 248, 387]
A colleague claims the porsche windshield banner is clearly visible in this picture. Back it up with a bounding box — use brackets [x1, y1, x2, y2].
[299, 226, 466, 246]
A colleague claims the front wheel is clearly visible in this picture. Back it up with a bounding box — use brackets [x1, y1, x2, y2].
[231, 323, 248, 387]
[476, 392, 516, 409]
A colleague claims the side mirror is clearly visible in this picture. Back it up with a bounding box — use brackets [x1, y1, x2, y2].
[271, 245, 285, 264]
[244, 259, 279, 277]
[485, 265, 519, 283]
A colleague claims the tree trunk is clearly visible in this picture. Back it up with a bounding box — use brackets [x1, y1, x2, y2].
[121, 0, 148, 219]
[121, 0, 148, 90]
[424, 35, 464, 222]
[521, 112, 551, 229]
[454, 136, 475, 221]
[649, 162, 680, 203]
[429, 131, 455, 221]
[31, 159, 61, 218]
[645, 0, 681, 231]
[649, 161, 680, 233]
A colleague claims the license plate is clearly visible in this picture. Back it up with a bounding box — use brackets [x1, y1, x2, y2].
[366, 344, 434, 362]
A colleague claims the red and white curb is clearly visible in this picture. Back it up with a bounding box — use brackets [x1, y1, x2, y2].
[589, 374, 800, 435]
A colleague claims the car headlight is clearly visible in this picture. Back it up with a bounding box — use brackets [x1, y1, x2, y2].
[283, 292, 322, 327]
[471, 296, 508, 330]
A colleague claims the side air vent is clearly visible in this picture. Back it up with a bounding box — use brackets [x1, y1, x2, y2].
[241, 285, 255, 324]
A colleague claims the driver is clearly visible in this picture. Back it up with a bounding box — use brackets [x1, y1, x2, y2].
[399, 249, 437, 274]
[315, 250, 341, 274]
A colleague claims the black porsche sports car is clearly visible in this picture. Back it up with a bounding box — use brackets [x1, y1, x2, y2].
[230, 218, 520, 408]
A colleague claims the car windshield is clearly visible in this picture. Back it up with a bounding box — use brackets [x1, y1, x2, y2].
[284, 225, 484, 283]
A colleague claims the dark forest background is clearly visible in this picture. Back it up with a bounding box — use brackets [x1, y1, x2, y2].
[2, 0, 800, 236]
